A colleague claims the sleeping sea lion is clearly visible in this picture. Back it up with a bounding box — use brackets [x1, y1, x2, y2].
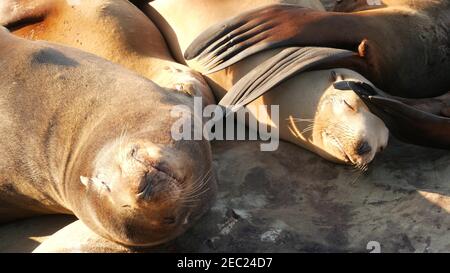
[143, 0, 389, 165]
[184, 0, 450, 99]
[0, 27, 216, 247]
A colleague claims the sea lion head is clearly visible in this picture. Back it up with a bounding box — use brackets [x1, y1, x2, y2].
[69, 90, 216, 247]
[77, 133, 216, 246]
[312, 70, 389, 168]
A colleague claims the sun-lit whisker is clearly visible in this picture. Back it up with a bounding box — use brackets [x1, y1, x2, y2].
[301, 126, 314, 134]
[178, 168, 213, 202]
[350, 170, 364, 185]
[156, 167, 213, 205]
[353, 161, 369, 173]
[180, 167, 212, 193]
[181, 187, 211, 202]
[116, 127, 128, 160]
[181, 168, 212, 195]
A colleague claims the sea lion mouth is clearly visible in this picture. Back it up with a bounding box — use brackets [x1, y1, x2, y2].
[323, 128, 371, 172]
[324, 130, 353, 164]
[135, 170, 182, 201]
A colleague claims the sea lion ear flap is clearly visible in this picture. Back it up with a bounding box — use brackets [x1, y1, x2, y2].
[358, 39, 373, 60]
[80, 176, 111, 192]
[330, 71, 345, 82]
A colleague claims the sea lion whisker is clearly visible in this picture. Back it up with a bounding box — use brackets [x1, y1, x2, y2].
[117, 127, 129, 161]
[350, 170, 364, 185]
[301, 126, 315, 134]
[180, 178, 213, 202]
[181, 174, 212, 199]
[186, 167, 212, 191]
[180, 188, 211, 204]
[179, 168, 213, 197]
[183, 182, 211, 199]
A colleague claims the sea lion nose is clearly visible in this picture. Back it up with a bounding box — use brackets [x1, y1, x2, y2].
[356, 141, 372, 156]
[129, 145, 179, 199]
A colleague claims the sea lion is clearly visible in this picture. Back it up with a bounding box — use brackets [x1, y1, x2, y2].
[0, 0, 215, 105]
[144, 0, 389, 165]
[0, 27, 216, 246]
[184, 0, 450, 99]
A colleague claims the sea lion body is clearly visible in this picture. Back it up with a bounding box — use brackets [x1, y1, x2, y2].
[183, 0, 450, 99]
[1, 0, 215, 104]
[0, 28, 216, 246]
[147, 0, 388, 165]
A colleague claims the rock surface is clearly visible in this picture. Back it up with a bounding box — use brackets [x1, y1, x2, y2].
[1, 138, 449, 253]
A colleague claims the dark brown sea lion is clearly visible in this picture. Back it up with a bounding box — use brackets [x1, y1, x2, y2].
[184, 0, 450, 99]
[0, 27, 216, 246]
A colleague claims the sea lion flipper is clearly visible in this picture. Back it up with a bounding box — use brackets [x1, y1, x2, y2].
[33, 220, 136, 253]
[184, 4, 280, 61]
[219, 47, 356, 112]
[185, 5, 353, 73]
[352, 88, 450, 149]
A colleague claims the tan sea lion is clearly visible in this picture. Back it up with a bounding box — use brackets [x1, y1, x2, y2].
[0, 0, 215, 105]
[142, 0, 389, 166]
[0, 27, 216, 247]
